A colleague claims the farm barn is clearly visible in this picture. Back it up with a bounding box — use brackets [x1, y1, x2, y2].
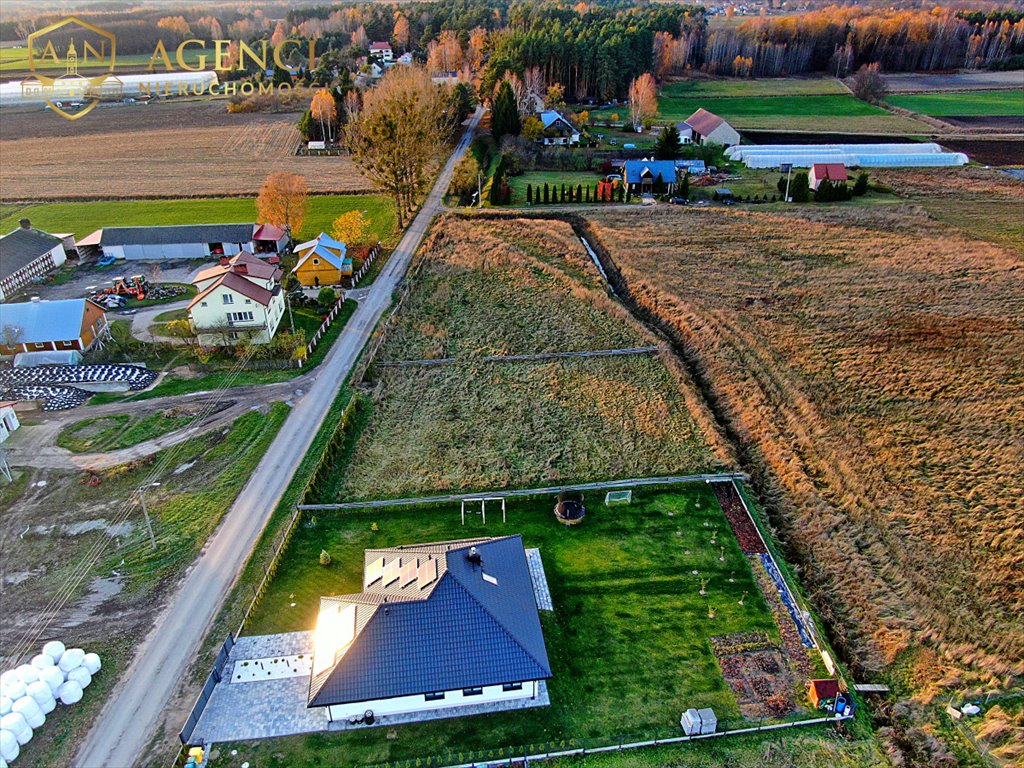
[77, 223, 287, 262]
[0, 297, 107, 355]
[682, 109, 741, 148]
[0, 221, 67, 301]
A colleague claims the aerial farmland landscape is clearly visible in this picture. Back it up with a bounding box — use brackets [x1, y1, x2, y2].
[0, 2, 1020, 768]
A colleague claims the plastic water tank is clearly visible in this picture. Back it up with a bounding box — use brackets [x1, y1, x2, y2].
[42, 641, 66, 663]
[83, 653, 102, 675]
[58, 648, 85, 673]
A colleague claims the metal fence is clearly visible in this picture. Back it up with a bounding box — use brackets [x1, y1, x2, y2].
[366, 713, 854, 768]
[178, 634, 234, 746]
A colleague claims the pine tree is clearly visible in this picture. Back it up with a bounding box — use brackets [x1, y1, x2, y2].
[653, 124, 684, 160]
[491, 81, 521, 141]
[680, 172, 690, 199]
[585, 186, 591, 203]
[576, 184, 583, 202]
[527, 184, 533, 205]
[853, 172, 869, 196]
[791, 172, 810, 203]
[543, 183, 550, 203]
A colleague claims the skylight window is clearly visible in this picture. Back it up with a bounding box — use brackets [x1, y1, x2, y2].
[482, 572, 498, 586]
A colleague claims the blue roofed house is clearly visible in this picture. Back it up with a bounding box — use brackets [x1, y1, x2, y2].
[538, 110, 581, 146]
[308, 535, 552, 722]
[623, 159, 679, 195]
[292, 233, 352, 287]
[0, 297, 108, 356]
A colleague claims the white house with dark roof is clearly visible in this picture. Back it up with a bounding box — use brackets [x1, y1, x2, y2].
[308, 535, 552, 722]
[77, 223, 288, 262]
[681, 108, 740, 148]
[187, 252, 284, 346]
[0, 223, 67, 302]
[538, 110, 581, 145]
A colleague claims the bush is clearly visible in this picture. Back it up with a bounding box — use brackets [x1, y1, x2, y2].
[853, 172, 869, 196]
[790, 172, 810, 203]
[319, 549, 331, 566]
[317, 287, 338, 309]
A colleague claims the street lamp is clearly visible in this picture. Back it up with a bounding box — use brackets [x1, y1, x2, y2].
[138, 481, 160, 550]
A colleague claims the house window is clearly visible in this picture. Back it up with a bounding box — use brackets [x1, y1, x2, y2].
[200, 301, 208, 307]
[462, 687, 483, 697]
[312, 258, 320, 265]
[34, 343, 47, 349]
[502, 682, 523, 692]
[424, 692, 445, 702]
[222, 294, 234, 305]
[245, 299, 251, 304]
[227, 312, 255, 323]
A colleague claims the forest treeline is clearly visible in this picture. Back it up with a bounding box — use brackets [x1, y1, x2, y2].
[4, 2, 1023, 95]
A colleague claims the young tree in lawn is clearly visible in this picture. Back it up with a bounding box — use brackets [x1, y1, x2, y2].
[680, 172, 690, 199]
[257, 172, 308, 240]
[628, 72, 657, 132]
[653, 124, 683, 159]
[491, 80, 521, 141]
[527, 184, 533, 204]
[317, 286, 338, 310]
[346, 67, 455, 228]
[310, 88, 337, 142]
[331, 210, 369, 245]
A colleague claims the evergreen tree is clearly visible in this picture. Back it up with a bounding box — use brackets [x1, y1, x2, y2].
[653, 124, 684, 160]
[543, 183, 550, 203]
[777, 175, 788, 194]
[680, 172, 690, 199]
[491, 81, 521, 141]
[791, 172, 810, 203]
[527, 184, 533, 205]
[853, 172, 869, 196]
[815, 179, 833, 202]
[585, 186, 591, 203]
[576, 184, 583, 202]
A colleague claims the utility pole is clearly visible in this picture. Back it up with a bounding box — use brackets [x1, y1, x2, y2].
[477, 172, 482, 208]
[781, 163, 793, 202]
[139, 482, 159, 550]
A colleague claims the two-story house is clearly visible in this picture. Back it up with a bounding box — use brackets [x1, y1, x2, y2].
[187, 252, 284, 346]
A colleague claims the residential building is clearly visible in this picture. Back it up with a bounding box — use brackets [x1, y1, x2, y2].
[308, 535, 552, 722]
[0, 298, 107, 355]
[623, 159, 679, 195]
[672, 122, 695, 145]
[0, 402, 19, 444]
[681, 109, 740, 148]
[369, 42, 394, 63]
[538, 110, 581, 145]
[396, 52, 414, 66]
[0, 223, 67, 302]
[808, 163, 849, 190]
[187, 252, 285, 346]
[292, 234, 351, 287]
[76, 223, 288, 262]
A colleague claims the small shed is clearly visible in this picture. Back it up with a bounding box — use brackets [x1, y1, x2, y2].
[808, 679, 840, 709]
[808, 163, 848, 191]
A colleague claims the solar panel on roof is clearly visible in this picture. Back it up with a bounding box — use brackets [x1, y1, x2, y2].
[383, 557, 401, 586]
[417, 558, 437, 589]
[365, 557, 385, 586]
[400, 559, 418, 588]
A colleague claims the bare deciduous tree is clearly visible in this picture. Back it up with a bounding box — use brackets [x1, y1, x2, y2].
[628, 72, 658, 131]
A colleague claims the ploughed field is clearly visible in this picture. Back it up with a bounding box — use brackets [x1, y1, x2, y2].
[584, 202, 1024, 691]
[335, 215, 731, 500]
[0, 100, 368, 200]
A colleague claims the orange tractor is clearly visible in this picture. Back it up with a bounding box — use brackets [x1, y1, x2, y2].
[91, 275, 148, 303]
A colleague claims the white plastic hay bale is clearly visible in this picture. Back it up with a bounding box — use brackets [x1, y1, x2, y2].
[0, 698, 9, 717]
[67, 667, 92, 690]
[26, 681, 54, 707]
[39, 667, 63, 695]
[42, 641, 65, 663]
[14, 665, 37, 685]
[0, 673, 17, 691]
[12, 696, 43, 729]
[38, 694, 56, 715]
[82, 653, 101, 675]
[1, 752, 9, 768]
[0, 712, 30, 745]
[0, 681, 23, 703]
[57, 648, 85, 673]
[31, 653, 55, 670]
[0, 729, 18, 763]
[57, 681, 82, 706]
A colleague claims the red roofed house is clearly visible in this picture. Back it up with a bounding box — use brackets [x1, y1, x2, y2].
[808, 163, 849, 191]
[807, 679, 841, 710]
[369, 41, 393, 63]
[187, 252, 285, 346]
[682, 108, 740, 148]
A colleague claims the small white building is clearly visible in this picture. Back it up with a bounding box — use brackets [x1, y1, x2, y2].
[396, 52, 413, 66]
[187, 252, 285, 346]
[538, 110, 581, 145]
[369, 42, 393, 63]
[681, 108, 740, 148]
[0, 402, 20, 444]
[0, 223, 67, 301]
[77, 223, 288, 262]
[672, 122, 695, 145]
[808, 163, 849, 190]
[308, 535, 552, 723]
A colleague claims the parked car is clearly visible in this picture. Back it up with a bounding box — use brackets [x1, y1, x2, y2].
[669, 197, 689, 205]
[609, 138, 618, 146]
[623, 143, 636, 149]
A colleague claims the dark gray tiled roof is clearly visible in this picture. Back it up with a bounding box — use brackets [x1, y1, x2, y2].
[308, 535, 551, 707]
[97, 223, 255, 246]
[0, 228, 63, 281]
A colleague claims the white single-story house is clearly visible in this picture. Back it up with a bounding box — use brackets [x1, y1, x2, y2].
[808, 163, 849, 190]
[396, 52, 413, 66]
[538, 110, 581, 145]
[0, 401, 21, 445]
[369, 42, 393, 63]
[681, 108, 740, 148]
[0, 223, 67, 302]
[672, 122, 695, 145]
[308, 535, 552, 722]
[76, 223, 288, 262]
[623, 159, 679, 194]
[187, 252, 285, 346]
[0, 298, 108, 356]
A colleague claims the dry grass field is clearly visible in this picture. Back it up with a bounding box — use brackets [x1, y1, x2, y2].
[0, 101, 369, 200]
[339, 215, 730, 499]
[585, 203, 1024, 693]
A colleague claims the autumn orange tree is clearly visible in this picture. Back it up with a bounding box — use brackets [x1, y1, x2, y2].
[310, 88, 337, 142]
[331, 210, 368, 245]
[628, 72, 657, 132]
[392, 14, 411, 52]
[257, 172, 308, 240]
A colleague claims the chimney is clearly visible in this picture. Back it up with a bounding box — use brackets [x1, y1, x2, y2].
[19, 218, 31, 230]
[219, 256, 230, 266]
[467, 546, 482, 566]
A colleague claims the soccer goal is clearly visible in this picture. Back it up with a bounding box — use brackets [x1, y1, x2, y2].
[605, 490, 632, 506]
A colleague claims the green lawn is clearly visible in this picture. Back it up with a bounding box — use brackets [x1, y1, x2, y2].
[505, 171, 607, 205]
[0, 195, 398, 245]
[659, 79, 848, 99]
[238, 484, 780, 765]
[885, 89, 1024, 116]
[56, 411, 194, 453]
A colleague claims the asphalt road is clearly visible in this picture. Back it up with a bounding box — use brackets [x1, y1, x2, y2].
[73, 107, 483, 768]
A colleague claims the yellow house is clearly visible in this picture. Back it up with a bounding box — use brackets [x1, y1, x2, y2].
[292, 233, 351, 287]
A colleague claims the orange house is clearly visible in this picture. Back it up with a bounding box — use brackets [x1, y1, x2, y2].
[0, 298, 107, 355]
[292, 233, 352, 287]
